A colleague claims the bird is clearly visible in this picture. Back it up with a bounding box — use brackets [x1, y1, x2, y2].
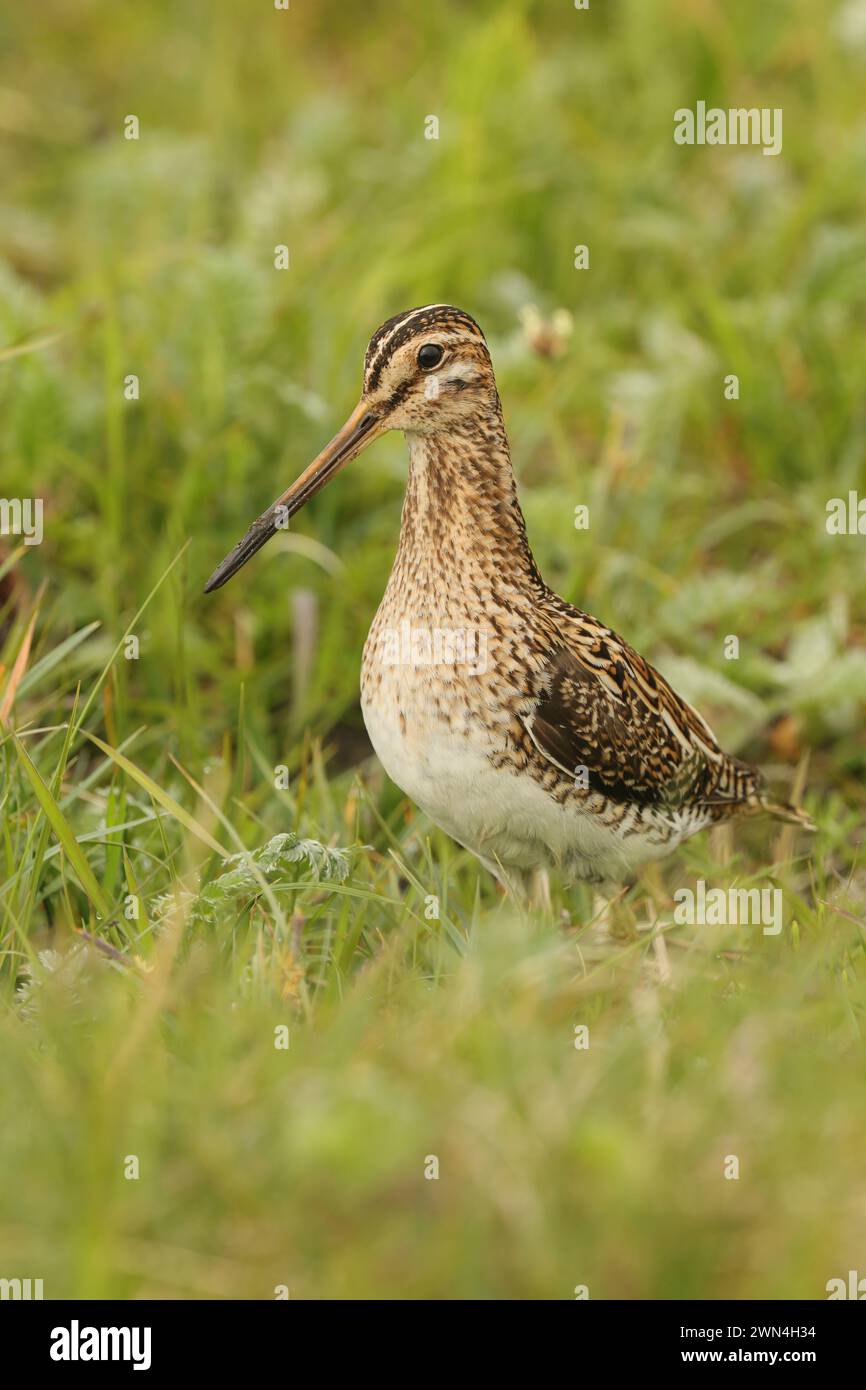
[205, 304, 813, 892]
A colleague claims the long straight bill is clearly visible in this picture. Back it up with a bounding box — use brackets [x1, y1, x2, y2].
[204, 402, 379, 593]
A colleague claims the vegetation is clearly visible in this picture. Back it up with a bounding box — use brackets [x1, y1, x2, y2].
[0, 0, 864, 1298]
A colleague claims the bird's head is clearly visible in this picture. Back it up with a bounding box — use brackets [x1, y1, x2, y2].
[204, 305, 495, 592]
[361, 303, 496, 433]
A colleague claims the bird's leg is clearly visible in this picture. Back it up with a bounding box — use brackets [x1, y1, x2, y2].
[529, 865, 553, 916]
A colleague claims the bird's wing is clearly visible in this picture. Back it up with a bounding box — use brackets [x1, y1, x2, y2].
[522, 616, 760, 811]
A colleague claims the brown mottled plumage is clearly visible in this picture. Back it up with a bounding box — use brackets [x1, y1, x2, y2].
[206, 305, 813, 888]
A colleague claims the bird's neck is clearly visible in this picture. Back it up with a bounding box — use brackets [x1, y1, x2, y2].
[394, 411, 544, 595]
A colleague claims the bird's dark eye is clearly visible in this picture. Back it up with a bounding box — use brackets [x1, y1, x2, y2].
[417, 343, 444, 370]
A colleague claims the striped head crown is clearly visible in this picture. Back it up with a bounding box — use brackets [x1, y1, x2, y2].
[360, 304, 497, 433]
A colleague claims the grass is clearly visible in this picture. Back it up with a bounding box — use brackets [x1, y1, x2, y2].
[0, 0, 865, 1299]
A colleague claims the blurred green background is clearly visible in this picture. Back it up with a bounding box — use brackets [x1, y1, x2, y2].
[0, 0, 864, 1299]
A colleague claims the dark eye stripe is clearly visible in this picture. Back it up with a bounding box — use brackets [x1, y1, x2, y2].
[364, 305, 484, 391]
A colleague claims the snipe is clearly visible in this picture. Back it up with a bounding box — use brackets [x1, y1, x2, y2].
[205, 305, 813, 888]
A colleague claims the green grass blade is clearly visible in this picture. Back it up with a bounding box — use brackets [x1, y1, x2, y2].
[18, 620, 101, 697]
[85, 732, 230, 858]
[13, 733, 111, 921]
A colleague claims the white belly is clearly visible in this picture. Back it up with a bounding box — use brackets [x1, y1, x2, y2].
[361, 694, 682, 885]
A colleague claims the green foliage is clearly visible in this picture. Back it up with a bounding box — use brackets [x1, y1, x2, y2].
[0, 0, 864, 1299]
[152, 833, 353, 932]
